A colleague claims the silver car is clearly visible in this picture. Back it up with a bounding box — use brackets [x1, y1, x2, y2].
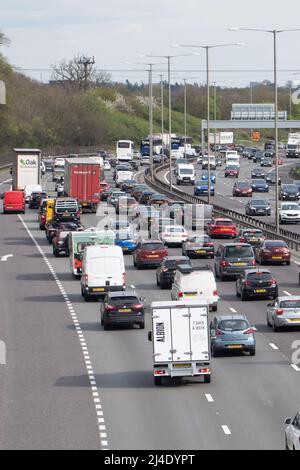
[266, 296, 300, 331]
[210, 315, 256, 357]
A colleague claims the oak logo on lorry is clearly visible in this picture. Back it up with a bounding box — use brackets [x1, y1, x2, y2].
[19, 158, 38, 168]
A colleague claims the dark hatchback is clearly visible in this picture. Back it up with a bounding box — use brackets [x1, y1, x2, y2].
[245, 198, 271, 216]
[120, 180, 137, 193]
[100, 291, 145, 330]
[138, 190, 155, 205]
[52, 230, 70, 257]
[236, 269, 278, 301]
[156, 256, 191, 289]
[46, 221, 83, 244]
[265, 171, 281, 185]
[29, 191, 48, 209]
[251, 179, 269, 193]
[279, 184, 300, 201]
[251, 168, 265, 179]
[260, 157, 273, 167]
[182, 235, 215, 258]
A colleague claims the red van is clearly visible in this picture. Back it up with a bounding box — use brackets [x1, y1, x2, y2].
[3, 191, 25, 214]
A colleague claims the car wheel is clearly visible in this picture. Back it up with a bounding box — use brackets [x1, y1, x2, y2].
[285, 436, 289, 450]
[156, 275, 160, 286]
[53, 250, 59, 258]
[103, 323, 110, 331]
[203, 375, 211, 384]
[154, 376, 162, 386]
[286, 260, 291, 266]
[212, 346, 220, 357]
[219, 273, 225, 282]
[267, 314, 271, 326]
[211, 304, 217, 312]
[249, 347, 256, 356]
[273, 321, 280, 332]
[139, 321, 145, 329]
[236, 288, 240, 297]
[241, 291, 247, 301]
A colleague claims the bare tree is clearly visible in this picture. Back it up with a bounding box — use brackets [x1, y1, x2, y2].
[0, 31, 10, 47]
[51, 54, 110, 89]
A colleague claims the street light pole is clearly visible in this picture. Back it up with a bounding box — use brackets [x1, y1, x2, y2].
[148, 64, 154, 181]
[183, 79, 187, 156]
[213, 82, 217, 150]
[168, 57, 172, 191]
[160, 74, 164, 151]
[230, 27, 300, 234]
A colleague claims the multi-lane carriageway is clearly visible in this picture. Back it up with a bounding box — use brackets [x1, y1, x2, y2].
[0, 163, 299, 450]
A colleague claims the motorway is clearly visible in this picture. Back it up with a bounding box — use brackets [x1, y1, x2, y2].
[161, 155, 300, 236]
[0, 166, 300, 449]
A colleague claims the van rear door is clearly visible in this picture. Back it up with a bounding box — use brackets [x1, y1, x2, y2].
[88, 256, 123, 288]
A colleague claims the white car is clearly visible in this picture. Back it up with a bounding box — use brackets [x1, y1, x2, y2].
[160, 225, 188, 247]
[279, 202, 300, 224]
[103, 160, 111, 171]
[285, 412, 300, 450]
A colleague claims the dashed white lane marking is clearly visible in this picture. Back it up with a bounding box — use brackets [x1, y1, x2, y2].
[283, 291, 292, 296]
[291, 364, 300, 372]
[221, 425, 231, 435]
[269, 343, 279, 350]
[229, 307, 237, 313]
[18, 215, 108, 450]
[130, 285, 135, 289]
[205, 394, 214, 403]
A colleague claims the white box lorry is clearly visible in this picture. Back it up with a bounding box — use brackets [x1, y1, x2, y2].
[148, 300, 211, 385]
[12, 148, 41, 191]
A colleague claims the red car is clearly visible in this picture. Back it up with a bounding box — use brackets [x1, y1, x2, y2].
[207, 218, 237, 238]
[225, 166, 239, 178]
[254, 240, 291, 265]
[232, 181, 252, 197]
[133, 239, 168, 269]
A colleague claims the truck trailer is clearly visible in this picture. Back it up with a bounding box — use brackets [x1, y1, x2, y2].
[148, 300, 211, 385]
[64, 158, 103, 213]
[12, 148, 41, 191]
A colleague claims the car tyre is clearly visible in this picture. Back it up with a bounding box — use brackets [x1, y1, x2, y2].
[273, 321, 280, 332]
[203, 375, 211, 384]
[154, 376, 162, 386]
[249, 347, 256, 356]
[139, 321, 145, 329]
[212, 346, 220, 357]
[241, 291, 247, 301]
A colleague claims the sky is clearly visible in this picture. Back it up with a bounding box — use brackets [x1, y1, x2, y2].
[2, 0, 300, 87]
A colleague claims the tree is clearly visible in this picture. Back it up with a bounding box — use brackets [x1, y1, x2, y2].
[51, 54, 110, 90]
[0, 31, 10, 47]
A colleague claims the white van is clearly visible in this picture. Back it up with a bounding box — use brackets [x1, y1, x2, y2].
[176, 163, 195, 185]
[171, 265, 219, 311]
[225, 153, 240, 167]
[81, 245, 125, 301]
[24, 184, 43, 203]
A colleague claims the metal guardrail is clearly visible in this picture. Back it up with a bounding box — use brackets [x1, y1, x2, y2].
[144, 163, 300, 252]
[0, 163, 12, 171]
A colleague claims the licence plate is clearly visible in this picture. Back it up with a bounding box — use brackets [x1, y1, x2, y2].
[148, 255, 158, 258]
[119, 309, 131, 313]
[93, 288, 105, 292]
[184, 293, 197, 297]
[227, 344, 242, 349]
[234, 262, 246, 266]
[272, 256, 282, 259]
[173, 363, 192, 368]
[196, 250, 206, 254]
[255, 289, 267, 293]
[288, 318, 300, 322]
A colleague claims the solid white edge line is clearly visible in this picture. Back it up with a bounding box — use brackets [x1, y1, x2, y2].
[17, 215, 108, 450]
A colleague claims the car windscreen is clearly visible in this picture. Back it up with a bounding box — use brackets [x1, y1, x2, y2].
[281, 204, 300, 210]
[253, 180, 266, 184]
[142, 243, 164, 250]
[218, 319, 250, 331]
[280, 300, 300, 309]
[224, 246, 254, 258]
[282, 185, 298, 193]
[251, 200, 267, 206]
[236, 182, 249, 188]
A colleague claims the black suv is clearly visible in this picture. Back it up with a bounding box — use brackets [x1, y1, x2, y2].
[29, 191, 48, 209]
[100, 291, 145, 330]
[245, 198, 271, 216]
[156, 256, 191, 289]
[236, 269, 278, 301]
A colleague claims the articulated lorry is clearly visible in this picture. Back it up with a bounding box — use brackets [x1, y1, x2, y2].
[287, 133, 300, 158]
[148, 300, 211, 385]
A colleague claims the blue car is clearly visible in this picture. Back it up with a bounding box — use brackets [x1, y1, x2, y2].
[194, 180, 215, 196]
[201, 170, 216, 183]
[210, 315, 256, 356]
[251, 179, 269, 193]
[114, 230, 138, 253]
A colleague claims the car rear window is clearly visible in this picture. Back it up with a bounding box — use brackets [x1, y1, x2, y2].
[110, 296, 139, 306]
[265, 241, 287, 248]
[280, 300, 300, 309]
[218, 319, 250, 331]
[243, 231, 263, 237]
[215, 220, 233, 226]
[224, 246, 254, 258]
[247, 272, 272, 281]
[142, 243, 164, 250]
[164, 259, 190, 268]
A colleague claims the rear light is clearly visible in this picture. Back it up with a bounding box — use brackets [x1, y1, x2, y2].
[74, 259, 82, 269]
[213, 289, 218, 296]
[83, 274, 88, 286]
[133, 304, 143, 310]
[220, 260, 228, 267]
[243, 281, 251, 286]
[122, 272, 126, 287]
[244, 328, 255, 335]
[162, 268, 169, 273]
[276, 309, 284, 315]
[105, 304, 116, 311]
[178, 291, 183, 298]
[239, 237, 245, 242]
[154, 370, 165, 376]
[216, 329, 225, 336]
[199, 368, 210, 373]
[251, 259, 256, 266]
[76, 211, 81, 217]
